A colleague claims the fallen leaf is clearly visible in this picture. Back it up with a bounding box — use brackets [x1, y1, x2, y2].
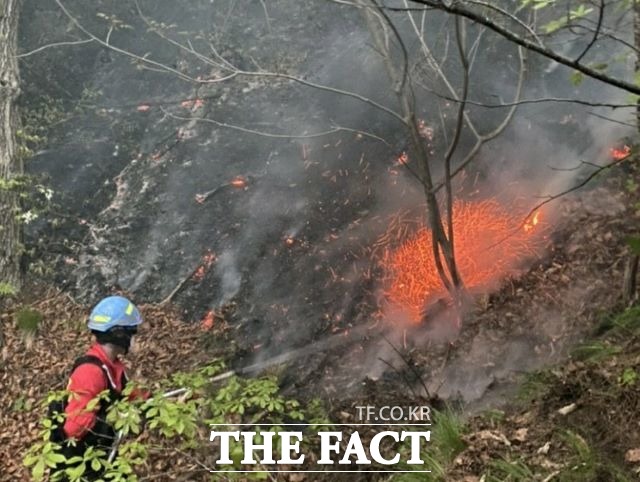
[537, 441, 551, 455]
[625, 448, 640, 463]
[557, 403, 577, 415]
[476, 430, 511, 446]
[513, 428, 528, 443]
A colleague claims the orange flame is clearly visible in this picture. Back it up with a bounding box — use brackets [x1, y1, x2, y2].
[181, 98, 205, 110]
[200, 310, 215, 331]
[192, 251, 216, 282]
[382, 199, 544, 323]
[610, 145, 631, 160]
[523, 211, 541, 233]
[395, 152, 409, 166]
[229, 176, 247, 188]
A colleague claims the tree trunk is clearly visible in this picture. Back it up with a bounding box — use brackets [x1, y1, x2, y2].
[625, 0, 640, 305]
[636, 0, 640, 128]
[623, 255, 639, 305]
[358, 1, 463, 296]
[0, 0, 23, 290]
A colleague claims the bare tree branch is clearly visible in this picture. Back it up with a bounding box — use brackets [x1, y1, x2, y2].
[377, 356, 421, 398]
[55, 0, 238, 84]
[134, 0, 235, 74]
[410, 0, 640, 96]
[16, 38, 94, 58]
[527, 154, 632, 217]
[466, 0, 543, 47]
[575, 0, 605, 63]
[487, 153, 633, 251]
[577, 17, 640, 55]
[442, 16, 469, 289]
[259, 0, 272, 34]
[588, 110, 637, 127]
[433, 45, 526, 194]
[55, 0, 408, 126]
[161, 108, 392, 145]
[405, 0, 481, 141]
[240, 70, 407, 123]
[421, 92, 636, 110]
[382, 334, 432, 399]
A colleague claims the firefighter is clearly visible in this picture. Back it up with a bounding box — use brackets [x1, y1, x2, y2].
[59, 295, 146, 478]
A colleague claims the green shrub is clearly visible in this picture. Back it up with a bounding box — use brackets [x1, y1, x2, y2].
[16, 308, 43, 335]
[24, 361, 325, 481]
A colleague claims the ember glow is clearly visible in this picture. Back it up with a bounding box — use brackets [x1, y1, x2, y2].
[194, 176, 248, 204]
[180, 98, 205, 110]
[200, 310, 215, 330]
[229, 176, 247, 188]
[382, 199, 544, 323]
[192, 251, 216, 282]
[523, 211, 540, 233]
[610, 145, 631, 160]
[395, 152, 409, 166]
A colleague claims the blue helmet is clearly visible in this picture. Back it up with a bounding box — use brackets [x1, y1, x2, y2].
[88, 296, 143, 332]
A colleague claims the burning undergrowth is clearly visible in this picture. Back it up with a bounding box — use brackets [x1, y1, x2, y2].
[380, 198, 546, 325]
[284, 172, 635, 406]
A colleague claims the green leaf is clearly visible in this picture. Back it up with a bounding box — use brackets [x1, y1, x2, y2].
[145, 407, 158, 418]
[570, 71, 585, 86]
[626, 236, 640, 255]
[23, 453, 39, 467]
[532, 0, 555, 9]
[91, 457, 102, 472]
[65, 462, 86, 481]
[47, 452, 66, 464]
[32, 459, 46, 481]
[619, 367, 638, 386]
[543, 18, 566, 34]
[0, 282, 17, 296]
[570, 5, 593, 19]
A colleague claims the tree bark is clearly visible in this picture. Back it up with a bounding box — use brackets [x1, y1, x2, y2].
[635, 0, 640, 127]
[623, 255, 639, 306]
[0, 0, 23, 290]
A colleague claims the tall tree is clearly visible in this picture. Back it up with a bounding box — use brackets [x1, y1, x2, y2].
[623, 0, 640, 304]
[0, 0, 22, 291]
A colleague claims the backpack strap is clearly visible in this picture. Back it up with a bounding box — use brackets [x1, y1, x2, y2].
[71, 355, 118, 391]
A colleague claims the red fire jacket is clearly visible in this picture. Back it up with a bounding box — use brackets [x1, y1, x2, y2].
[63, 343, 145, 440]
